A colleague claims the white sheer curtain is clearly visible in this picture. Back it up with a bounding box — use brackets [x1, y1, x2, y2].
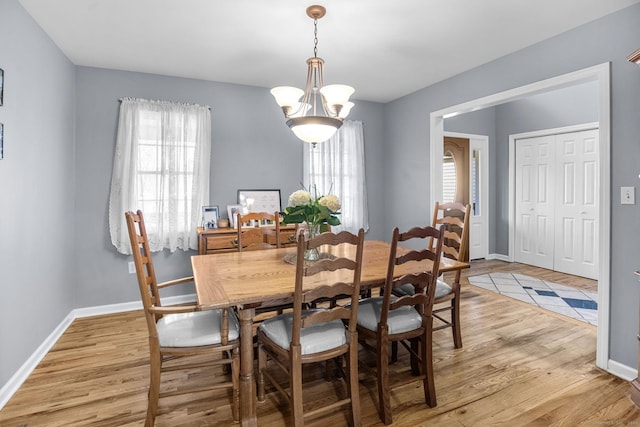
[109, 98, 211, 254]
[303, 120, 369, 233]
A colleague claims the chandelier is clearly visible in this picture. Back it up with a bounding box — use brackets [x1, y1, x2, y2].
[271, 5, 354, 144]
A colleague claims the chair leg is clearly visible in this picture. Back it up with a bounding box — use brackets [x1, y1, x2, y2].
[327, 356, 344, 380]
[231, 346, 240, 422]
[146, 350, 162, 427]
[257, 344, 266, 402]
[422, 320, 437, 408]
[346, 333, 361, 427]
[410, 338, 420, 376]
[290, 345, 305, 427]
[452, 293, 462, 349]
[390, 341, 398, 363]
[377, 330, 392, 425]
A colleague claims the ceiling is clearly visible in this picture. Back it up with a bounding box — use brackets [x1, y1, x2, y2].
[18, 0, 640, 103]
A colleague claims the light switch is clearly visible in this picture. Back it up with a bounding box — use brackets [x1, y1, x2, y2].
[621, 186, 635, 204]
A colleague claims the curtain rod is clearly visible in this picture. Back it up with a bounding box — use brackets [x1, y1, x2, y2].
[119, 97, 211, 110]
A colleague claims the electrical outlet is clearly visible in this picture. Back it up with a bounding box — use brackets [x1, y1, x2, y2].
[128, 261, 136, 274]
[621, 186, 635, 205]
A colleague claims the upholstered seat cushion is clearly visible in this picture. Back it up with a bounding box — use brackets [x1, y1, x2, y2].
[357, 297, 423, 334]
[157, 308, 240, 347]
[395, 279, 453, 299]
[258, 310, 347, 355]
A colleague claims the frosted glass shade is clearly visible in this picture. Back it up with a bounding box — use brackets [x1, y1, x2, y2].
[286, 116, 343, 143]
[338, 101, 354, 119]
[320, 84, 355, 106]
[270, 86, 304, 108]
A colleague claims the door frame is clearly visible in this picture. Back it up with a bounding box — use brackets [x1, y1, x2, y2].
[444, 131, 489, 260]
[508, 122, 599, 267]
[429, 63, 611, 372]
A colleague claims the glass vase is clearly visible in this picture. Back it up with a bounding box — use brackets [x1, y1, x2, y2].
[303, 222, 321, 261]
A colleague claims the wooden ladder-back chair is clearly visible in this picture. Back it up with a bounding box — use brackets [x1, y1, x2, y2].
[256, 229, 365, 427]
[430, 201, 470, 348]
[237, 211, 292, 318]
[236, 211, 281, 251]
[393, 202, 470, 349]
[357, 225, 444, 425]
[125, 210, 240, 426]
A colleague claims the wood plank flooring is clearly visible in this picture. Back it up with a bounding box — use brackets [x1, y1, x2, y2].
[1, 260, 636, 426]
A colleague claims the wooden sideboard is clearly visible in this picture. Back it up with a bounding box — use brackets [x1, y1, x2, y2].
[197, 225, 297, 255]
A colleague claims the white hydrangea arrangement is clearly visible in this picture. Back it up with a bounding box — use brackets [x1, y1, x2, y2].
[282, 187, 341, 233]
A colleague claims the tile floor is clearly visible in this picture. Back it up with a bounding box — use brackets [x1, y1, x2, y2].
[468, 272, 598, 326]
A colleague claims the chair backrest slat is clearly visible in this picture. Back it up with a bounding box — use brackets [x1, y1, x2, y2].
[291, 229, 365, 346]
[380, 225, 444, 326]
[430, 201, 471, 262]
[237, 211, 281, 251]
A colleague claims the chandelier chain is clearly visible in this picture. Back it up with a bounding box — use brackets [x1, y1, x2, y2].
[313, 18, 319, 58]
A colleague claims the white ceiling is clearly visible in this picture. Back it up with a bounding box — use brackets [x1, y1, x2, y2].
[17, 0, 640, 103]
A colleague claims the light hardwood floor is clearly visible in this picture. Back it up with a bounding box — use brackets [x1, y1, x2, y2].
[1, 260, 636, 426]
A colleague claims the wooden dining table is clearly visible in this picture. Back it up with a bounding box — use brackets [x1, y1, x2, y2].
[191, 239, 469, 426]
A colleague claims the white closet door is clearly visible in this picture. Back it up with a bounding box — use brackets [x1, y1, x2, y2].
[553, 130, 599, 279]
[514, 136, 555, 269]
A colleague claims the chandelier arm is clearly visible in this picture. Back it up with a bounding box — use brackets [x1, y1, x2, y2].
[300, 60, 315, 113]
[317, 64, 339, 118]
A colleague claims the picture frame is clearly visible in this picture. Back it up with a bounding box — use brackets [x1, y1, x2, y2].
[227, 204, 243, 228]
[0, 123, 3, 160]
[237, 189, 281, 214]
[202, 205, 219, 230]
[0, 68, 3, 106]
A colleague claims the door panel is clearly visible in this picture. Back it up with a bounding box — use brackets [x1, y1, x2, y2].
[553, 130, 598, 279]
[515, 136, 554, 269]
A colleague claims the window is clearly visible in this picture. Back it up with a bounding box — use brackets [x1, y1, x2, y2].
[109, 98, 211, 254]
[303, 120, 369, 233]
[442, 151, 456, 204]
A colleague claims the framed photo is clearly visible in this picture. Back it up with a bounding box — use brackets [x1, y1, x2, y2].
[0, 68, 3, 106]
[0, 123, 3, 160]
[237, 189, 281, 214]
[227, 204, 243, 228]
[202, 205, 219, 229]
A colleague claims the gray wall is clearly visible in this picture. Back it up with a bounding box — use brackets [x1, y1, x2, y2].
[0, 1, 76, 386]
[384, 5, 640, 367]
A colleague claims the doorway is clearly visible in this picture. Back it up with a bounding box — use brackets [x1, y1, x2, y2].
[429, 63, 611, 371]
[443, 132, 489, 260]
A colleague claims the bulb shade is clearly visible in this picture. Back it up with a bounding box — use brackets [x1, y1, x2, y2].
[286, 116, 343, 143]
[270, 86, 304, 108]
[320, 84, 355, 106]
[338, 101, 354, 119]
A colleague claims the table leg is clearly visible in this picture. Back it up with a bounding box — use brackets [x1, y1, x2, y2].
[238, 306, 257, 426]
[452, 269, 463, 349]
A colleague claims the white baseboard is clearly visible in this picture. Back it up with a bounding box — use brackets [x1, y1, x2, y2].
[0, 293, 195, 410]
[486, 253, 511, 262]
[0, 311, 75, 409]
[607, 359, 637, 382]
